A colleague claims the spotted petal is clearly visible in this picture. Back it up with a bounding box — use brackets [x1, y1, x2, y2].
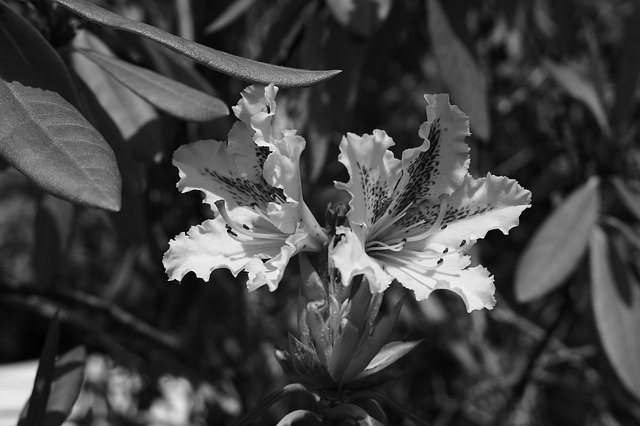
[389, 94, 471, 220]
[427, 173, 531, 248]
[330, 226, 394, 292]
[379, 250, 495, 312]
[173, 138, 284, 211]
[335, 130, 402, 227]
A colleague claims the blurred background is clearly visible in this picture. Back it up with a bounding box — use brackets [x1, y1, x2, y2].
[2, 0, 640, 424]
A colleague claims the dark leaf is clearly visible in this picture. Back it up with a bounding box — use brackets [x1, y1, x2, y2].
[34, 195, 75, 288]
[275, 409, 323, 426]
[52, 0, 341, 87]
[79, 49, 228, 122]
[544, 59, 610, 135]
[204, 0, 257, 34]
[590, 226, 640, 400]
[613, 2, 640, 131]
[20, 316, 60, 426]
[427, 0, 490, 140]
[612, 177, 640, 223]
[0, 7, 121, 211]
[515, 177, 600, 302]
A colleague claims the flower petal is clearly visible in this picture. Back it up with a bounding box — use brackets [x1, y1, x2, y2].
[330, 226, 394, 292]
[427, 173, 532, 248]
[163, 216, 284, 282]
[173, 138, 285, 210]
[379, 250, 495, 312]
[390, 93, 470, 219]
[335, 130, 402, 227]
[232, 84, 278, 144]
[263, 129, 306, 203]
[246, 229, 310, 291]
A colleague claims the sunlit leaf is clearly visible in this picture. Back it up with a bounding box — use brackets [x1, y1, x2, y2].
[204, 0, 257, 34]
[590, 226, 640, 401]
[0, 7, 121, 211]
[67, 30, 164, 162]
[355, 340, 421, 380]
[34, 195, 75, 288]
[79, 49, 228, 122]
[52, 0, 341, 87]
[427, 0, 490, 140]
[515, 177, 600, 302]
[325, 0, 392, 37]
[544, 59, 610, 135]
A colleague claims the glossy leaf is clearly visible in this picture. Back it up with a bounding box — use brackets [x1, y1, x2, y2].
[52, 0, 341, 87]
[427, 0, 490, 140]
[34, 195, 75, 288]
[67, 31, 164, 163]
[590, 227, 640, 400]
[79, 49, 228, 122]
[0, 7, 121, 211]
[204, 0, 257, 34]
[515, 177, 600, 302]
[544, 59, 610, 135]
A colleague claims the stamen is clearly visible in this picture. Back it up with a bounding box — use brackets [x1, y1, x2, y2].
[366, 239, 406, 252]
[368, 201, 415, 242]
[398, 197, 449, 244]
[215, 200, 284, 240]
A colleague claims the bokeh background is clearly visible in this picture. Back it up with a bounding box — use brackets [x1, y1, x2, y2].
[2, 0, 640, 424]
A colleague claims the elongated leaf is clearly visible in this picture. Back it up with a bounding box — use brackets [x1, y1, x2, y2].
[34, 195, 75, 288]
[355, 340, 421, 380]
[590, 227, 640, 400]
[0, 7, 121, 211]
[544, 59, 610, 135]
[204, 0, 257, 34]
[326, 0, 393, 37]
[515, 177, 600, 302]
[52, 0, 341, 87]
[613, 1, 640, 131]
[67, 31, 164, 162]
[79, 49, 228, 122]
[427, 0, 490, 140]
[20, 316, 60, 426]
[612, 177, 640, 222]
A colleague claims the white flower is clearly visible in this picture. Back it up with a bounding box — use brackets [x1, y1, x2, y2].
[331, 94, 531, 311]
[163, 85, 327, 291]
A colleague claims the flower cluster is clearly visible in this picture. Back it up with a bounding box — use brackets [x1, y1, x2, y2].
[164, 84, 531, 312]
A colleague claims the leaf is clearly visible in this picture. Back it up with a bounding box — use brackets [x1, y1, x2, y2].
[67, 30, 164, 163]
[355, 340, 421, 380]
[613, 1, 640, 131]
[544, 59, 611, 135]
[325, 0, 393, 37]
[204, 0, 257, 34]
[515, 177, 600, 302]
[276, 410, 322, 426]
[590, 226, 640, 401]
[20, 316, 60, 426]
[52, 0, 341, 87]
[20, 346, 87, 426]
[34, 195, 75, 288]
[0, 7, 121, 211]
[612, 177, 640, 222]
[427, 0, 490, 140]
[79, 49, 228, 122]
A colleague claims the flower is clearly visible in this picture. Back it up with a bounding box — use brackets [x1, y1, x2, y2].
[163, 84, 327, 291]
[330, 94, 531, 311]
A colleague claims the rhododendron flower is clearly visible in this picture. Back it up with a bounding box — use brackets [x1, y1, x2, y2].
[163, 84, 327, 291]
[331, 94, 531, 311]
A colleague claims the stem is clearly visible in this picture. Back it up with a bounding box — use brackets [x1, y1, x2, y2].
[346, 390, 429, 425]
[233, 383, 317, 426]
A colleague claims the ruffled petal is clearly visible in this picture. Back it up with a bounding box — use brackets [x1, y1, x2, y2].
[426, 173, 532, 248]
[388, 94, 470, 221]
[263, 129, 306, 203]
[330, 226, 394, 292]
[173, 139, 285, 210]
[245, 229, 311, 291]
[163, 217, 284, 282]
[232, 84, 278, 144]
[335, 130, 402, 227]
[379, 250, 495, 312]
